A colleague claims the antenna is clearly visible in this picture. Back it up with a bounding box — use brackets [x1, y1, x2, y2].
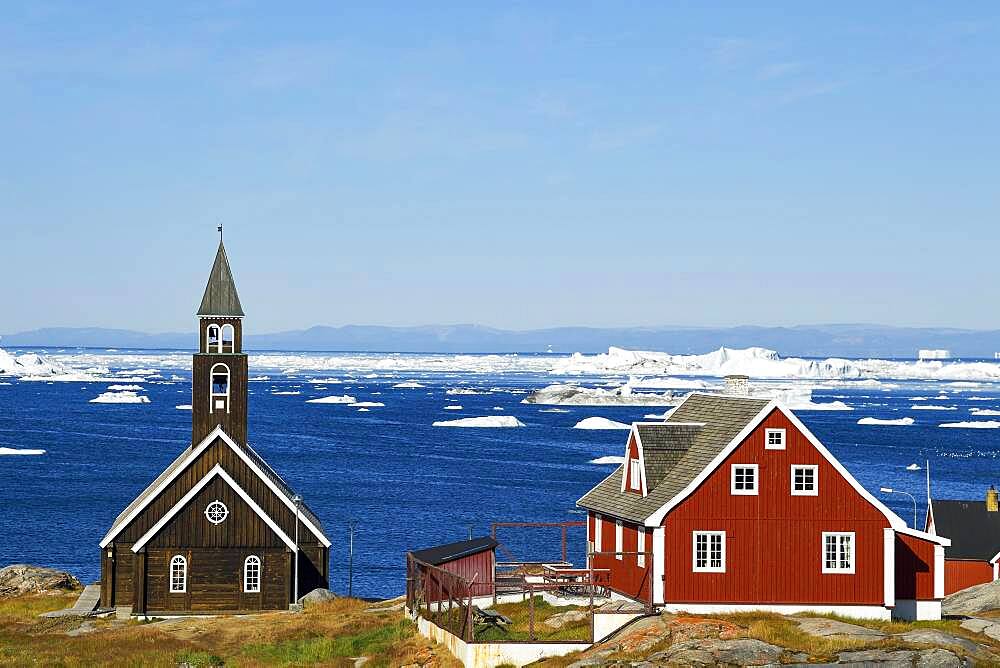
[217, 224, 223, 242]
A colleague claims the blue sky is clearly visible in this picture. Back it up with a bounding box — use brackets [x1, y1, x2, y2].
[2, 2, 998, 333]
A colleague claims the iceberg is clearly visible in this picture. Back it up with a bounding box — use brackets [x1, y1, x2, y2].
[0, 348, 68, 378]
[0, 447, 46, 455]
[175, 404, 193, 410]
[906, 463, 923, 471]
[644, 411, 671, 420]
[492, 406, 504, 410]
[574, 417, 631, 430]
[524, 384, 679, 406]
[971, 408, 1000, 416]
[911, 405, 956, 410]
[107, 384, 143, 391]
[443, 405, 463, 410]
[857, 417, 915, 426]
[393, 381, 425, 389]
[271, 391, 301, 396]
[446, 388, 487, 395]
[357, 407, 370, 412]
[352, 401, 384, 407]
[589, 456, 625, 465]
[90, 391, 150, 404]
[306, 395, 357, 404]
[940, 421, 1000, 429]
[432, 416, 525, 428]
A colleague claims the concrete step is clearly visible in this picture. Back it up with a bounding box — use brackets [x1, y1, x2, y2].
[115, 605, 132, 620]
[71, 585, 101, 612]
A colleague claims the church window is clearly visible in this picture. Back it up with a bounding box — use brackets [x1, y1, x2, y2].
[210, 363, 230, 413]
[244, 555, 261, 592]
[221, 324, 235, 353]
[205, 500, 229, 525]
[206, 324, 221, 353]
[170, 555, 187, 592]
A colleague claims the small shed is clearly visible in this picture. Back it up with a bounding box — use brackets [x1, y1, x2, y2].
[409, 537, 497, 600]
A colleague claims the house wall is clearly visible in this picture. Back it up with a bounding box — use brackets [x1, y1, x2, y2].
[192, 353, 249, 445]
[624, 435, 642, 494]
[590, 513, 653, 604]
[894, 532, 936, 600]
[663, 409, 890, 605]
[945, 559, 993, 595]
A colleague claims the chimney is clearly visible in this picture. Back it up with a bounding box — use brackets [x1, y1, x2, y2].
[988, 485, 999, 512]
[724, 374, 750, 397]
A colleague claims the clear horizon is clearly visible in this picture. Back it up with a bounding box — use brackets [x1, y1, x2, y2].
[2, 3, 998, 332]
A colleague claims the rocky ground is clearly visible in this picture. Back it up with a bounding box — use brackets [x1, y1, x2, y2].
[0, 563, 82, 597]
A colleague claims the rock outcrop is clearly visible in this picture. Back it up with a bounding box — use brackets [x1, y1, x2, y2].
[0, 564, 81, 597]
[943, 579, 1000, 616]
[298, 587, 337, 607]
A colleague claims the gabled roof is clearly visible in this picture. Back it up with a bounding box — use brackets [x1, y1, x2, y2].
[197, 241, 244, 317]
[410, 537, 498, 566]
[100, 425, 329, 548]
[929, 499, 1000, 560]
[579, 394, 769, 523]
[634, 422, 703, 490]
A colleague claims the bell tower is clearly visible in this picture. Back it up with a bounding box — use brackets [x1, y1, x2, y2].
[191, 234, 248, 446]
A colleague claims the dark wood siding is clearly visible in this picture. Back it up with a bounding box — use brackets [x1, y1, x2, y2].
[663, 409, 889, 605]
[192, 354, 248, 445]
[945, 559, 992, 595]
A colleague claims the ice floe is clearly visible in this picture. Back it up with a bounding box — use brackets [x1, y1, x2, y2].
[447, 388, 487, 395]
[857, 417, 915, 426]
[444, 405, 463, 410]
[107, 384, 143, 391]
[644, 411, 671, 420]
[589, 456, 625, 465]
[0, 447, 46, 455]
[971, 408, 1000, 416]
[352, 401, 384, 407]
[432, 416, 525, 428]
[271, 391, 301, 396]
[306, 395, 357, 404]
[90, 391, 150, 404]
[911, 405, 957, 410]
[574, 417, 631, 430]
[0, 348, 67, 378]
[906, 463, 923, 471]
[175, 404, 192, 410]
[393, 381, 425, 389]
[524, 384, 678, 406]
[940, 421, 1000, 429]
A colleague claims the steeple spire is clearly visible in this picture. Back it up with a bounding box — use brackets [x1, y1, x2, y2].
[197, 239, 244, 317]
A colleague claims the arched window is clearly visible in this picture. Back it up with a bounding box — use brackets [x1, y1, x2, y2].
[206, 324, 221, 353]
[244, 555, 261, 593]
[221, 324, 235, 353]
[170, 555, 187, 593]
[210, 363, 230, 413]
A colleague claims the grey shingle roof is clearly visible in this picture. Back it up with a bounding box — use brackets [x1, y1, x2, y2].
[197, 241, 244, 317]
[931, 499, 1000, 560]
[577, 394, 770, 523]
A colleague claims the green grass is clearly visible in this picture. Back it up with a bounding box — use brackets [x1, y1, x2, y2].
[470, 596, 591, 643]
[240, 619, 415, 666]
[174, 650, 225, 667]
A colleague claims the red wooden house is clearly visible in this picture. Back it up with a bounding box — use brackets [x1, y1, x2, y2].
[926, 489, 1000, 594]
[578, 393, 950, 621]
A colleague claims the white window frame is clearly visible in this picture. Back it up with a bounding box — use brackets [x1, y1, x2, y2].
[730, 464, 759, 495]
[170, 555, 187, 593]
[637, 528, 647, 568]
[765, 428, 786, 450]
[822, 532, 856, 574]
[206, 324, 221, 353]
[244, 555, 261, 593]
[692, 531, 726, 573]
[210, 362, 231, 414]
[221, 323, 235, 353]
[629, 458, 641, 491]
[204, 499, 229, 525]
[615, 520, 623, 560]
[593, 514, 602, 552]
[791, 465, 819, 496]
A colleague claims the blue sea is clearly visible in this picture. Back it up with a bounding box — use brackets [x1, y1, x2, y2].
[1, 349, 998, 599]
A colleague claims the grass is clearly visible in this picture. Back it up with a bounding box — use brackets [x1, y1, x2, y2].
[469, 596, 591, 642]
[0, 594, 461, 668]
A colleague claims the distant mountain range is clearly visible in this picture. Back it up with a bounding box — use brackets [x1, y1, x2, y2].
[3, 324, 1000, 358]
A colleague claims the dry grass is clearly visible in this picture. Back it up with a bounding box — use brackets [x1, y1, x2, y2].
[470, 596, 591, 642]
[0, 594, 461, 667]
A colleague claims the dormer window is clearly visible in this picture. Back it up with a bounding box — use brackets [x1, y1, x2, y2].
[221, 324, 235, 353]
[629, 458, 641, 491]
[765, 428, 786, 450]
[210, 363, 230, 413]
[206, 324, 221, 353]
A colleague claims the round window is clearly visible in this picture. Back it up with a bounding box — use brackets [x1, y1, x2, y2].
[204, 500, 229, 525]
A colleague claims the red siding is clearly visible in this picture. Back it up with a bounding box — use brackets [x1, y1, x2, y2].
[624, 435, 642, 494]
[945, 560, 992, 595]
[894, 533, 935, 600]
[424, 550, 495, 601]
[590, 513, 653, 604]
[663, 409, 890, 605]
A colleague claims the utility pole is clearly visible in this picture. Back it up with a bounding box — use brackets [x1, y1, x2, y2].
[348, 519, 358, 599]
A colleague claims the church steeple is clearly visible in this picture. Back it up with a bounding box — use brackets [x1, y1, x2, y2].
[191, 237, 248, 446]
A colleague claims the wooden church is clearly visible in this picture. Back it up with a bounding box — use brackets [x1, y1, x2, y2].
[99, 237, 330, 614]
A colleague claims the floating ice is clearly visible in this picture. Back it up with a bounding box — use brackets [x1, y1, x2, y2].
[906, 463, 922, 471]
[432, 416, 525, 428]
[0, 447, 46, 455]
[539, 408, 571, 413]
[447, 388, 486, 395]
[309, 378, 342, 384]
[0, 348, 69, 378]
[107, 384, 143, 391]
[857, 417, 915, 426]
[306, 395, 357, 404]
[971, 408, 1000, 416]
[589, 456, 625, 465]
[271, 391, 301, 396]
[352, 401, 384, 407]
[574, 417, 631, 430]
[524, 384, 678, 406]
[492, 406, 504, 410]
[940, 421, 1000, 429]
[357, 408, 370, 412]
[393, 381, 425, 389]
[175, 404, 193, 410]
[444, 405, 463, 411]
[911, 405, 957, 410]
[90, 391, 150, 404]
[644, 411, 671, 420]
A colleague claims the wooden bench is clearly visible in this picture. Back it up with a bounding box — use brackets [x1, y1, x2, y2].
[473, 607, 512, 633]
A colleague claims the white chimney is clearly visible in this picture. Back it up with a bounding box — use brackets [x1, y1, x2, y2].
[724, 374, 750, 396]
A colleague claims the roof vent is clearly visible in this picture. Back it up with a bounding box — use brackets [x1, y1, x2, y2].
[987, 485, 998, 512]
[723, 374, 750, 396]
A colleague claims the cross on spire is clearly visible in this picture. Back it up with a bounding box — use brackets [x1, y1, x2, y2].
[218, 224, 223, 242]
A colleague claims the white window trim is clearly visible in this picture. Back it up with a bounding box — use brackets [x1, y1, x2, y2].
[244, 555, 261, 593]
[637, 529, 647, 568]
[692, 531, 726, 573]
[615, 520, 623, 560]
[206, 324, 221, 353]
[765, 428, 786, 450]
[730, 464, 759, 496]
[791, 465, 819, 496]
[629, 458, 641, 491]
[204, 499, 229, 524]
[210, 362, 231, 415]
[822, 531, 856, 574]
[221, 323, 235, 352]
[170, 555, 187, 593]
[594, 514, 602, 552]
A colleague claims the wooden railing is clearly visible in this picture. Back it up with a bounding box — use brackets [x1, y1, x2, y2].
[406, 553, 476, 641]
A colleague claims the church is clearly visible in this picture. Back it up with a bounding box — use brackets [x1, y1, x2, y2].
[98, 236, 330, 614]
